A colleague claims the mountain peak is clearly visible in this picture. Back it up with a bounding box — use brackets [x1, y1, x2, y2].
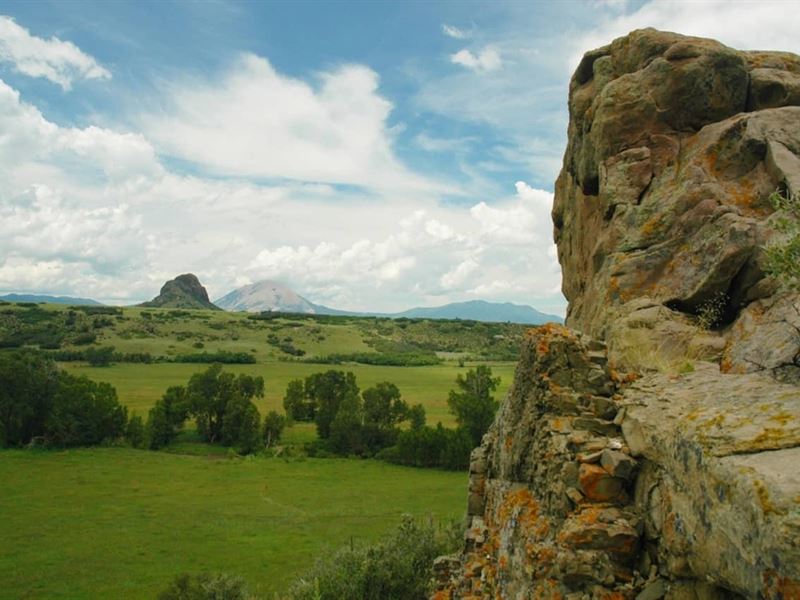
[215, 280, 317, 313]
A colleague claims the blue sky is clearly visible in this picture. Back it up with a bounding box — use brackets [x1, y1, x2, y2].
[0, 1, 798, 314]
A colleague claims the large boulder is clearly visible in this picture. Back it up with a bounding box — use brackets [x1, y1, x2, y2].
[553, 28, 800, 380]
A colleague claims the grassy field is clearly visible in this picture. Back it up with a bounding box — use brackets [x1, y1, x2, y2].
[0, 302, 529, 599]
[0, 302, 531, 363]
[0, 448, 467, 599]
[61, 361, 516, 427]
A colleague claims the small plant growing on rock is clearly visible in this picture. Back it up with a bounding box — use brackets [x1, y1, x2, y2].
[695, 292, 728, 330]
[764, 189, 800, 290]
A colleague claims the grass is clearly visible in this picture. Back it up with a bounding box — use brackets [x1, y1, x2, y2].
[0, 448, 467, 600]
[1, 303, 530, 363]
[61, 361, 516, 427]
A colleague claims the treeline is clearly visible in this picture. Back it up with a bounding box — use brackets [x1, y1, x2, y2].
[46, 347, 256, 366]
[0, 351, 282, 454]
[283, 365, 500, 470]
[301, 351, 440, 366]
[0, 351, 128, 448]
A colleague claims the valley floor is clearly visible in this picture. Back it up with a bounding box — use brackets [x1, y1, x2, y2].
[0, 448, 466, 599]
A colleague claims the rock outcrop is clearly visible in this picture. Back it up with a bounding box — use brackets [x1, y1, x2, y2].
[552, 28, 800, 381]
[437, 29, 800, 600]
[140, 273, 220, 311]
[436, 327, 800, 599]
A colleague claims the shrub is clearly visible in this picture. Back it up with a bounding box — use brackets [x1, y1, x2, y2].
[286, 516, 461, 600]
[157, 572, 251, 600]
[764, 189, 800, 289]
[72, 332, 97, 346]
[85, 346, 115, 367]
[695, 292, 728, 330]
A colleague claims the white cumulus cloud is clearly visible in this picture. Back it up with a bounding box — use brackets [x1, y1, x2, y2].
[450, 47, 502, 72]
[572, 1, 800, 71]
[0, 16, 110, 89]
[442, 24, 469, 39]
[142, 53, 447, 194]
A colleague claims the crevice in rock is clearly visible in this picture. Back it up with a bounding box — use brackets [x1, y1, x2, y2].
[582, 174, 600, 196]
[719, 441, 800, 458]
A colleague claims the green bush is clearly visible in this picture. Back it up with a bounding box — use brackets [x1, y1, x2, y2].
[286, 516, 461, 600]
[85, 346, 115, 367]
[764, 190, 800, 290]
[157, 572, 251, 600]
[73, 332, 97, 345]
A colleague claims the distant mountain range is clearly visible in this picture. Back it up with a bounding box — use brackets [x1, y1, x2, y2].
[215, 279, 562, 324]
[392, 300, 559, 324]
[2, 277, 563, 324]
[0, 293, 102, 306]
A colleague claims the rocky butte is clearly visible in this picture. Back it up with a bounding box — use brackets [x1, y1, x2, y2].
[435, 29, 800, 600]
[140, 273, 221, 311]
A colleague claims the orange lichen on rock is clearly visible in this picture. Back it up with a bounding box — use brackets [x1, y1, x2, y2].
[763, 570, 800, 600]
[579, 463, 624, 502]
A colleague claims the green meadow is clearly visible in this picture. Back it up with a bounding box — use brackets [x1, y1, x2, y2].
[0, 448, 467, 599]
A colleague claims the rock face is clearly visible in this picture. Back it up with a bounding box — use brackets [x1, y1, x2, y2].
[140, 274, 220, 310]
[436, 326, 800, 599]
[552, 28, 800, 381]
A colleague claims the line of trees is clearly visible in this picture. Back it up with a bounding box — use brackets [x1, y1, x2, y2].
[2, 347, 499, 467]
[0, 352, 284, 454]
[0, 350, 128, 448]
[283, 366, 500, 469]
[47, 347, 256, 366]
